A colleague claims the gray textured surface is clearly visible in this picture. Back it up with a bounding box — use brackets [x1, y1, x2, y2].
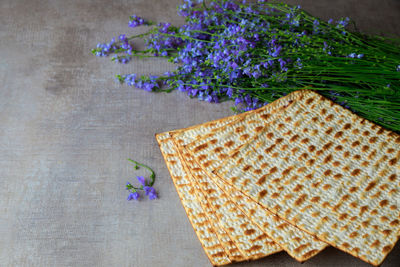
[0, 0, 399, 266]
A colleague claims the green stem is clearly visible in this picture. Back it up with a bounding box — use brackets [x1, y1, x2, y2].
[127, 158, 156, 187]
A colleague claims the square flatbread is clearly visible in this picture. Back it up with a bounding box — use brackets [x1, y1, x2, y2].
[185, 90, 400, 266]
[156, 131, 282, 265]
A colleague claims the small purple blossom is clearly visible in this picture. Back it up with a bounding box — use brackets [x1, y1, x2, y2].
[144, 186, 158, 200]
[137, 176, 146, 186]
[129, 15, 146, 28]
[348, 53, 364, 59]
[127, 191, 140, 201]
[271, 45, 282, 57]
[337, 17, 350, 28]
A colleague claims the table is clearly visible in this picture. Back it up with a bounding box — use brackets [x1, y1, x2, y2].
[0, 0, 399, 266]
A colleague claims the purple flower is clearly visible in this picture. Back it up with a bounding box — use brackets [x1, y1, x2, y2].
[137, 176, 146, 186]
[226, 87, 234, 98]
[127, 191, 140, 201]
[337, 17, 350, 28]
[313, 19, 320, 34]
[158, 22, 172, 33]
[144, 186, 158, 200]
[230, 61, 238, 69]
[94, 38, 119, 57]
[119, 34, 127, 41]
[271, 45, 282, 57]
[235, 97, 243, 105]
[278, 58, 287, 69]
[148, 191, 157, 200]
[124, 73, 137, 86]
[129, 15, 146, 28]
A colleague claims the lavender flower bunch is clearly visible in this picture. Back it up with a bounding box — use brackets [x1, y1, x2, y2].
[125, 159, 157, 201]
[92, 0, 400, 131]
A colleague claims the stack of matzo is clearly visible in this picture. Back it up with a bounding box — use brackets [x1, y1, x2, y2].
[156, 90, 400, 266]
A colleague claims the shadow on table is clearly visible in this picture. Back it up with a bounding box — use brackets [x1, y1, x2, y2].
[230, 241, 400, 267]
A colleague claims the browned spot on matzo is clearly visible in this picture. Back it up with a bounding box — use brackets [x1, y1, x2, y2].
[371, 240, 380, 249]
[290, 135, 299, 143]
[323, 154, 333, 164]
[335, 145, 343, 151]
[352, 141, 360, 147]
[369, 137, 378, 143]
[240, 134, 250, 141]
[194, 143, 208, 153]
[343, 123, 351, 130]
[351, 169, 361, 176]
[363, 130, 370, 136]
[382, 245, 392, 254]
[323, 142, 333, 150]
[235, 126, 245, 133]
[311, 196, 320, 203]
[334, 131, 343, 139]
[326, 114, 334, 121]
[258, 189, 268, 199]
[244, 229, 256, 236]
[362, 145, 370, 152]
[265, 144, 276, 153]
[388, 158, 398, 166]
[260, 114, 270, 120]
[325, 127, 333, 135]
[254, 126, 264, 133]
[389, 174, 397, 182]
[224, 140, 235, 148]
[380, 200, 389, 207]
[294, 194, 307, 206]
[382, 229, 392, 237]
[365, 181, 377, 192]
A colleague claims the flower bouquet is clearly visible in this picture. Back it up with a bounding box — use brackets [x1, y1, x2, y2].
[92, 0, 400, 131]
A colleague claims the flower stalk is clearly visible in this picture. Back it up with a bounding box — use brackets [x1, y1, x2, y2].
[126, 159, 157, 201]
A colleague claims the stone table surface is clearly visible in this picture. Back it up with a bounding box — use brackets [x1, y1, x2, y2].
[1, 0, 399, 266]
